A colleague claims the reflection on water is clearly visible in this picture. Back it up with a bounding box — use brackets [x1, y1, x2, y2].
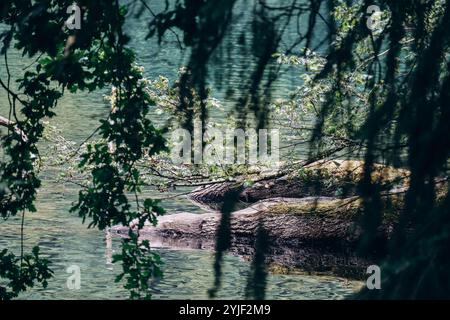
[0, 0, 361, 299]
[0, 184, 361, 300]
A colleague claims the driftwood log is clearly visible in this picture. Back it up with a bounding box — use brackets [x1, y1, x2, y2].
[113, 197, 394, 245]
[188, 160, 410, 211]
[111, 160, 410, 278]
[111, 197, 393, 278]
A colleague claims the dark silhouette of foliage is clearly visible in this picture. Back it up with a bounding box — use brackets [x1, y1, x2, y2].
[152, 0, 450, 299]
[0, 246, 52, 300]
[1, 0, 167, 299]
[245, 224, 269, 300]
[208, 185, 243, 298]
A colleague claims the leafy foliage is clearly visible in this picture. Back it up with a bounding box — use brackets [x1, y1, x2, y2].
[0, 247, 53, 300]
[113, 230, 163, 300]
[1, 0, 166, 299]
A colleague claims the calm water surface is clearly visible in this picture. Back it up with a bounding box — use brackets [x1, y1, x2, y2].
[0, 1, 361, 299]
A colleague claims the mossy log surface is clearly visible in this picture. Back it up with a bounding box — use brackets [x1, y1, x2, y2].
[113, 197, 394, 244]
[188, 160, 410, 211]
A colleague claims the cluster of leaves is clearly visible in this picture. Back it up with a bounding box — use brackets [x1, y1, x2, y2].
[113, 230, 163, 300]
[71, 62, 167, 231]
[0, 247, 53, 300]
[0, 0, 69, 299]
[39, 73, 260, 195]
[0, 0, 169, 299]
[273, 49, 369, 144]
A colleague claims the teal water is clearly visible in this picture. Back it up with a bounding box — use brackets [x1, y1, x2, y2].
[0, 1, 361, 299]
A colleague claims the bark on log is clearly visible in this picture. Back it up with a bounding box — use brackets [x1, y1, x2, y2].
[188, 160, 410, 211]
[114, 197, 395, 245]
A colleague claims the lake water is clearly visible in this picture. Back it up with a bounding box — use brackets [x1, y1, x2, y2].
[0, 1, 361, 299]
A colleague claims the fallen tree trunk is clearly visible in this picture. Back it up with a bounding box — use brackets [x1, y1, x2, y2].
[114, 198, 364, 244]
[188, 160, 410, 211]
[111, 197, 395, 278]
[111, 160, 411, 278]
[119, 197, 395, 244]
